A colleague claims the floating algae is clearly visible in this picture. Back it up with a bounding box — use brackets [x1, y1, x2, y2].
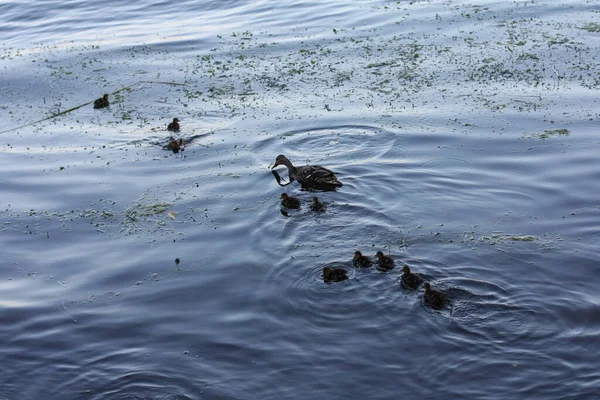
[124, 202, 173, 222]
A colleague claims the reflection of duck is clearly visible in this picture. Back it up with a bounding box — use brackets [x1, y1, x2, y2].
[401, 265, 422, 290]
[311, 197, 326, 212]
[375, 251, 395, 271]
[423, 282, 446, 310]
[280, 193, 300, 209]
[353, 251, 373, 268]
[167, 118, 180, 132]
[323, 267, 348, 282]
[93, 94, 109, 109]
[271, 155, 342, 190]
[166, 138, 184, 153]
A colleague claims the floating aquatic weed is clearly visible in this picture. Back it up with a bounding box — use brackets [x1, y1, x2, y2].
[581, 23, 600, 33]
[125, 202, 173, 221]
[511, 235, 537, 242]
[522, 129, 570, 140]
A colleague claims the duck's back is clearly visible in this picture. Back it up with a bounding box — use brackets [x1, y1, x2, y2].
[425, 289, 445, 309]
[298, 165, 342, 188]
[402, 273, 422, 290]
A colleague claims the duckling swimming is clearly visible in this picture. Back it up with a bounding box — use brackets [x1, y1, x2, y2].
[93, 94, 109, 109]
[271, 154, 342, 190]
[280, 193, 300, 209]
[375, 251, 395, 271]
[167, 118, 180, 132]
[311, 197, 326, 212]
[423, 282, 446, 310]
[353, 251, 373, 268]
[165, 138, 184, 153]
[401, 265, 423, 290]
[323, 267, 348, 283]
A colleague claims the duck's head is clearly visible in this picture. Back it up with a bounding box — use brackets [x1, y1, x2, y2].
[173, 118, 179, 123]
[280, 193, 289, 200]
[376, 251, 385, 259]
[423, 282, 431, 291]
[103, 94, 109, 100]
[354, 251, 363, 260]
[402, 265, 410, 274]
[312, 197, 320, 204]
[323, 267, 332, 278]
[272, 155, 291, 169]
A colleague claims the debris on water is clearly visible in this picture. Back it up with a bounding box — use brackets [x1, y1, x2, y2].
[511, 235, 537, 242]
[125, 202, 173, 222]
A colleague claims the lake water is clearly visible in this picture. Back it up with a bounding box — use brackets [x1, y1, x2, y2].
[1, 0, 599, 399]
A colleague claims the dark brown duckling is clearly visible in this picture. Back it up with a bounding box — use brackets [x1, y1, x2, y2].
[353, 251, 373, 268]
[323, 267, 348, 283]
[375, 251, 395, 271]
[401, 265, 423, 290]
[280, 193, 300, 209]
[271, 154, 342, 190]
[166, 138, 184, 153]
[167, 118, 180, 132]
[311, 197, 326, 212]
[93, 94, 109, 109]
[423, 282, 446, 310]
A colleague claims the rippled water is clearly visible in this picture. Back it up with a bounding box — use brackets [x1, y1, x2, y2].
[1, 0, 600, 399]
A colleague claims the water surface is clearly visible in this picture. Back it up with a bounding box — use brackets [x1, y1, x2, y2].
[1, 1, 599, 399]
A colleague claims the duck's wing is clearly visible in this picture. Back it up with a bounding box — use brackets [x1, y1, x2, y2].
[302, 166, 343, 186]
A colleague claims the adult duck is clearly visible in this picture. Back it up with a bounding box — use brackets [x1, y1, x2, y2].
[93, 94, 109, 109]
[280, 193, 300, 209]
[323, 267, 348, 283]
[401, 265, 422, 290]
[167, 118, 180, 132]
[375, 251, 395, 271]
[271, 155, 342, 191]
[423, 282, 446, 310]
[353, 251, 373, 268]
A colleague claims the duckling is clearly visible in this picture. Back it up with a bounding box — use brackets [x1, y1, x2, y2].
[167, 118, 180, 132]
[401, 265, 423, 290]
[353, 251, 373, 268]
[311, 197, 326, 212]
[166, 138, 184, 153]
[280, 193, 300, 209]
[423, 282, 446, 310]
[323, 267, 348, 283]
[375, 251, 395, 271]
[271, 154, 342, 190]
[93, 94, 109, 109]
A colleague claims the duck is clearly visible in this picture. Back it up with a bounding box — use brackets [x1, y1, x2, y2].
[353, 251, 373, 268]
[280, 193, 300, 209]
[271, 154, 342, 190]
[423, 282, 446, 310]
[375, 251, 395, 271]
[167, 118, 180, 132]
[311, 197, 326, 212]
[401, 265, 423, 290]
[165, 138, 184, 153]
[323, 267, 348, 283]
[93, 94, 109, 109]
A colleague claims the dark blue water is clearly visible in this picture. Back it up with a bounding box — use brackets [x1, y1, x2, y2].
[1, 1, 599, 399]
